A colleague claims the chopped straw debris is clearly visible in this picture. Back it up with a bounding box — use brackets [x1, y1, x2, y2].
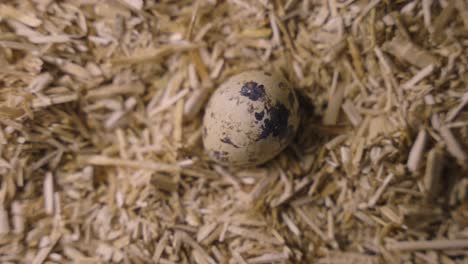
[0, 0, 467, 263]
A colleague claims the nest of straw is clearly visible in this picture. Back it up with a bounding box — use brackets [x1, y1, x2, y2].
[0, 0, 467, 263]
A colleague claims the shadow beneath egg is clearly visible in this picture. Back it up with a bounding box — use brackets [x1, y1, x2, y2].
[293, 89, 323, 148]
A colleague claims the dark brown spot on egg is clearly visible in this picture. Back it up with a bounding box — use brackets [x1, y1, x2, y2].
[247, 103, 255, 113]
[212, 150, 229, 162]
[257, 102, 290, 141]
[220, 137, 239, 148]
[278, 82, 286, 90]
[254, 110, 264, 121]
[264, 72, 272, 76]
[221, 152, 229, 162]
[264, 96, 273, 110]
[240, 81, 265, 101]
[213, 150, 221, 159]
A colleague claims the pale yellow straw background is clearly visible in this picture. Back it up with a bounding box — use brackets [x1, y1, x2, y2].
[0, 0, 467, 263]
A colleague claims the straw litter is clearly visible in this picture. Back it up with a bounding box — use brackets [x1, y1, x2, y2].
[0, 0, 467, 263]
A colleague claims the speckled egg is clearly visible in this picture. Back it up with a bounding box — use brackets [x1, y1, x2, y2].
[202, 71, 300, 167]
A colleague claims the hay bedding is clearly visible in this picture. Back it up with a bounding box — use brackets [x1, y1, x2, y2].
[0, 0, 467, 263]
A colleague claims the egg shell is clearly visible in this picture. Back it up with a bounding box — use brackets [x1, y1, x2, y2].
[202, 71, 300, 167]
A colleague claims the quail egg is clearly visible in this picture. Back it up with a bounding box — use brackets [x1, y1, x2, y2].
[202, 71, 300, 167]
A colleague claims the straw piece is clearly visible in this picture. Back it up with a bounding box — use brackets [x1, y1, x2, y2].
[86, 82, 144, 99]
[228, 226, 283, 245]
[446, 92, 468, 122]
[28, 35, 71, 44]
[113, 43, 204, 64]
[27, 73, 53, 93]
[318, 252, 379, 264]
[32, 233, 62, 264]
[342, 100, 362, 127]
[382, 36, 439, 68]
[401, 64, 434, 90]
[424, 148, 444, 201]
[407, 129, 427, 173]
[179, 231, 216, 264]
[119, 0, 143, 10]
[32, 93, 78, 108]
[0, 205, 10, 234]
[295, 207, 328, 242]
[197, 223, 218, 243]
[247, 251, 289, 264]
[43, 172, 54, 215]
[439, 126, 467, 161]
[422, 0, 433, 30]
[323, 71, 344, 125]
[0, 4, 41, 27]
[80, 155, 180, 173]
[153, 231, 169, 262]
[368, 173, 394, 207]
[281, 212, 300, 237]
[387, 239, 468, 251]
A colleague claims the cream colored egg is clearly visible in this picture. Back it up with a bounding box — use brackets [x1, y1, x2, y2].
[202, 71, 300, 167]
